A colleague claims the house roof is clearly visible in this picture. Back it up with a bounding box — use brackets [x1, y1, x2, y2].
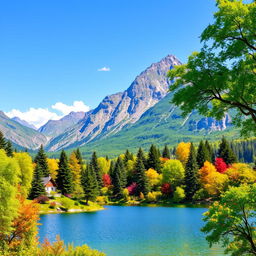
[41, 176, 57, 187]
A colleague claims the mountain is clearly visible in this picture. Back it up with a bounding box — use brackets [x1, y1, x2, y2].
[46, 55, 182, 151]
[0, 111, 47, 150]
[38, 111, 87, 137]
[69, 93, 239, 157]
[12, 117, 37, 130]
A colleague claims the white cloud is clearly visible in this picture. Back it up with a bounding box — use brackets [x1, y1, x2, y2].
[52, 101, 90, 115]
[97, 67, 110, 72]
[5, 101, 90, 129]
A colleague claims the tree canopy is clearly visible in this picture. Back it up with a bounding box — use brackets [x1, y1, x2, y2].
[168, 0, 256, 136]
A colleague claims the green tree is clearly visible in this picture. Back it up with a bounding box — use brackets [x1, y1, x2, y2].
[56, 150, 73, 195]
[202, 184, 256, 255]
[184, 143, 199, 200]
[90, 152, 103, 188]
[81, 164, 99, 204]
[197, 141, 211, 168]
[75, 148, 84, 170]
[205, 140, 215, 163]
[112, 158, 125, 200]
[218, 137, 237, 164]
[34, 145, 49, 176]
[147, 144, 161, 172]
[29, 165, 45, 199]
[135, 148, 149, 196]
[0, 131, 6, 150]
[5, 141, 13, 157]
[162, 145, 171, 159]
[168, 0, 256, 136]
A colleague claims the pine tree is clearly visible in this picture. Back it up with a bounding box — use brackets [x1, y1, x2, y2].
[135, 148, 149, 196]
[184, 143, 199, 201]
[112, 159, 125, 200]
[75, 148, 84, 170]
[116, 157, 127, 187]
[5, 141, 13, 157]
[81, 164, 99, 204]
[147, 144, 161, 172]
[124, 149, 133, 163]
[196, 141, 210, 168]
[205, 140, 215, 162]
[34, 145, 49, 176]
[29, 165, 45, 199]
[0, 130, 6, 150]
[218, 137, 237, 164]
[90, 152, 103, 188]
[56, 150, 73, 195]
[162, 145, 171, 159]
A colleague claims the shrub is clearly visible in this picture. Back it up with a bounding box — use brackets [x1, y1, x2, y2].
[173, 187, 185, 203]
[35, 196, 49, 204]
[127, 182, 137, 195]
[161, 183, 173, 196]
[49, 202, 57, 209]
[60, 197, 74, 210]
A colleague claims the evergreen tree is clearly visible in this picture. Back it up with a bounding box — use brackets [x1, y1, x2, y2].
[196, 141, 210, 168]
[218, 137, 237, 164]
[135, 148, 149, 196]
[29, 165, 45, 199]
[124, 149, 133, 163]
[109, 160, 115, 182]
[184, 143, 199, 201]
[147, 144, 161, 172]
[56, 150, 73, 195]
[90, 152, 103, 188]
[5, 141, 13, 157]
[81, 164, 99, 204]
[112, 158, 125, 200]
[0, 130, 6, 150]
[34, 145, 49, 176]
[116, 157, 127, 187]
[162, 145, 171, 159]
[205, 140, 215, 162]
[75, 148, 84, 169]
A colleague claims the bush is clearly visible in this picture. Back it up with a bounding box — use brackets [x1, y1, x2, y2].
[49, 202, 57, 209]
[35, 195, 49, 204]
[60, 197, 74, 210]
[173, 187, 185, 203]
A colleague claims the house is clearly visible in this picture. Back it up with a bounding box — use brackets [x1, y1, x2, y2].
[41, 176, 57, 195]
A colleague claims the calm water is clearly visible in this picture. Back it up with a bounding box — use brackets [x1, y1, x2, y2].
[39, 205, 224, 256]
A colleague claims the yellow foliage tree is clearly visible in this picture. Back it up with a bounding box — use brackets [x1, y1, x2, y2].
[14, 152, 34, 198]
[69, 152, 82, 197]
[47, 158, 59, 180]
[175, 142, 191, 166]
[97, 157, 110, 174]
[226, 163, 256, 186]
[145, 168, 160, 189]
[199, 161, 229, 196]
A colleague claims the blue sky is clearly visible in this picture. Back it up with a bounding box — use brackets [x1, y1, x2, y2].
[0, 0, 216, 127]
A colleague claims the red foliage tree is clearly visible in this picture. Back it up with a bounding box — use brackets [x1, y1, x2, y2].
[161, 183, 173, 195]
[215, 158, 228, 173]
[127, 182, 138, 195]
[102, 174, 111, 187]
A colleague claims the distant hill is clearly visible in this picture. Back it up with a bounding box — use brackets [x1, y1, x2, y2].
[12, 117, 37, 130]
[0, 111, 47, 150]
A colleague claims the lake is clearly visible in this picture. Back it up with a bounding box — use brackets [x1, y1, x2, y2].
[39, 205, 224, 256]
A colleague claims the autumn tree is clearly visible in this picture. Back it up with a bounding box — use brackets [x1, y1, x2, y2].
[168, 0, 256, 136]
[47, 158, 59, 180]
[175, 142, 191, 166]
[202, 184, 256, 255]
[34, 145, 49, 176]
[69, 152, 83, 197]
[215, 157, 228, 173]
[14, 152, 34, 198]
[56, 151, 73, 195]
[184, 143, 199, 200]
[145, 168, 160, 190]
